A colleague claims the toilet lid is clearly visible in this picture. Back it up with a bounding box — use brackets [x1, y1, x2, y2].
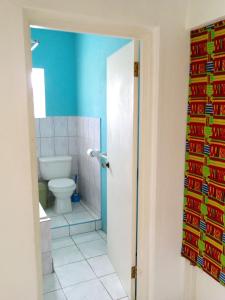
[48, 178, 76, 189]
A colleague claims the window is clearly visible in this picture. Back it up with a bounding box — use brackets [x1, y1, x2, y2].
[31, 68, 46, 118]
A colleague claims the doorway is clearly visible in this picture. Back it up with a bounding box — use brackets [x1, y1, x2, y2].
[30, 26, 140, 300]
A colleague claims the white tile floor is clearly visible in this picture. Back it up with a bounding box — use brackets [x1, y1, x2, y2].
[43, 231, 129, 300]
[45, 203, 99, 228]
[45, 202, 102, 239]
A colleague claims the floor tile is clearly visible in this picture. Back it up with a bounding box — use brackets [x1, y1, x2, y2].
[69, 222, 95, 235]
[87, 255, 115, 277]
[78, 239, 107, 259]
[43, 273, 61, 294]
[44, 231, 128, 300]
[71, 202, 86, 212]
[50, 215, 68, 229]
[72, 231, 102, 245]
[100, 273, 127, 299]
[55, 260, 96, 288]
[52, 236, 74, 250]
[97, 230, 107, 240]
[64, 210, 95, 225]
[52, 245, 84, 267]
[63, 279, 111, 300]
[51, 227, 69, 239]
[44, 290, 66, 300]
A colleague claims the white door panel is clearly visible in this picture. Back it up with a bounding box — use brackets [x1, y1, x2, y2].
[107, 40, 139, 300]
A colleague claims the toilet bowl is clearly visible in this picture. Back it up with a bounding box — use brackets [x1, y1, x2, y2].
[48, 178, 76, 214]
[39, 156, 76, 214]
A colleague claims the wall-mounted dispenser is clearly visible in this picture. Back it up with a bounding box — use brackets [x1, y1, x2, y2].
[87, 149, 109, 169]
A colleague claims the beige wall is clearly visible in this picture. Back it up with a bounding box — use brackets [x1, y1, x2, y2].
[0, 1, 41, 300]
[186, 1, 225, 299]
[187, 0, 225, 29]
[2, 0, 189, 299]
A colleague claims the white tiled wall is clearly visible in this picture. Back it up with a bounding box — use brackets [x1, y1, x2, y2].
[78, 117, 101, 217]
[35, 116, 101, 217]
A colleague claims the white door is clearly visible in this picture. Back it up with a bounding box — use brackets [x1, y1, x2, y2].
[107, 40, 139, 300]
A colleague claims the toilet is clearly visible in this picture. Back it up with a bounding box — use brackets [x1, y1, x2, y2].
[39, 156, 76, 214]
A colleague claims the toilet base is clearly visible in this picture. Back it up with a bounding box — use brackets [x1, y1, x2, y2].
[54, 196, 72, 214]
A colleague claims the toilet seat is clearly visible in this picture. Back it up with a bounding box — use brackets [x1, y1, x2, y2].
[48, 178, 76, 192]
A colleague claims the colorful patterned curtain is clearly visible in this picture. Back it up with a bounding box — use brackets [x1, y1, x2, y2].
[182, 20, 225, 285]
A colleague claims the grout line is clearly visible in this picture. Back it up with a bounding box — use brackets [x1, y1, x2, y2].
[71, 235, 79, 248]
[85, 254, 99, 277]
[52, 244, 76, 251]
[52, 273, 69, 300]
[99, 272, 117, 280]
[50, 224, 69, 230]
[61, 288, 68, 300]
[50, 223, 105, 242]
[42, 276, 61, 294]
[99, 273, 128, 300]
[98, 271, 116, 278]
[44, 231, 126, 299]
[52, 242, 79, 251]
[84, 256, 113, 300]
[62, 215, 69, 225]
[62, 277, 98, 292]
[99, 278, 114, 300]
[52, 237, 107, 266]
[53, 268, 64, 291]
[42, 290, 61, 296]
[75, 238, 105, 252]
[72, 236, 102, 246]
[54, 257, 85, 270]
[85, 255, 116, 279]
[78, 251, 108, 261]
[73, 236, 103, 246]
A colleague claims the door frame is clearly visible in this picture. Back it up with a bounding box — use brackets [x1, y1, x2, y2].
[23, 8, 159, 300]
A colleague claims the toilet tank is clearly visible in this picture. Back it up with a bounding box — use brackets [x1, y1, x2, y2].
[39, 156, 72, 180]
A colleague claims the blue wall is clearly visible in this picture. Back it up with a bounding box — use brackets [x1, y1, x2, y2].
[31, 29, 76, 115]
[31, 28, 130, 232]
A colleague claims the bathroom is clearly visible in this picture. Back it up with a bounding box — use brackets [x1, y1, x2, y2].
[32, 27, 135, 300]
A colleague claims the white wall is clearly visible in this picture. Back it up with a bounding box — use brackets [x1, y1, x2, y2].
[187, 0, 225, 29]
[0, 1, 41, 299]
[186, 1, 225, 299]
[2, 0, 189, 299]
